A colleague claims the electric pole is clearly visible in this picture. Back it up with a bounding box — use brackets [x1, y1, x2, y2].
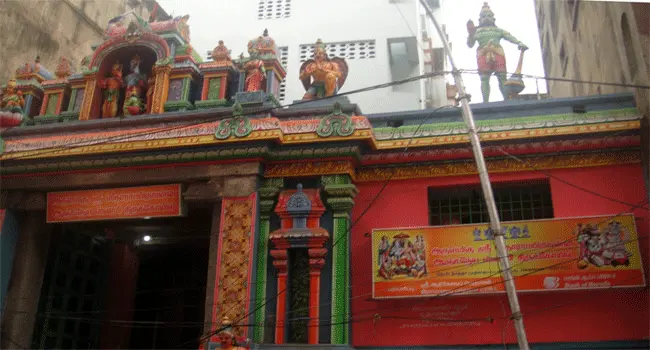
[418, 1, 531, 349]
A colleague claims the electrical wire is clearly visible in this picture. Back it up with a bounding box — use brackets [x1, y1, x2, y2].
[181, 104, 458, 348]
[17, 150, 638, 336]
[458, 69, 650, 90]
[7, 158, 644, 345]
[260, 229, 649, 330]
[496, 145, 649, 210]
[347, 216, 649, 320]
[0, 70, 452, 162]
[2, 63, 647, 344]
[193, 122, 646, 344]
[5, 229, 645, 340]
[271, 200, 650, 326]
[2, 66, 648, 162]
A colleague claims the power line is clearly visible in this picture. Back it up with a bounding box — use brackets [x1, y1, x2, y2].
[496, 145, 649, 210]
[457, 69, 650, 90]
[307, 198, 648, 323]
[183, 104, 457, 348]
[278, 230, 648, 329]
[0, 70, 452, 162]
[213, 230, 647, 336]
[192, 109, 645, 344]
[2, 67, 647, 162]
[3, 65, 646, 346]
[6, 229, 645, 338]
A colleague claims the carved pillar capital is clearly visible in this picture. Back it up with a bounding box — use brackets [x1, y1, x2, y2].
[270, 249, 289, 274]
[259, 177, 284, 217]
[183, 178, 223, 202]
[321, 174, 358, 217]
[308, 248, 327, 271]
[222, 175, 260, 198]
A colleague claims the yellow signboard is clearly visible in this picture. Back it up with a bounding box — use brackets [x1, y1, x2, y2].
[372, 214, 645, 299]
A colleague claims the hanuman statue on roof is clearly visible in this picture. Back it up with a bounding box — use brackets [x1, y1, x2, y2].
[467, 2, 528, 102]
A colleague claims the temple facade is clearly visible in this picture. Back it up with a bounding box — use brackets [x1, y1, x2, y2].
[0, 10, 648, 350]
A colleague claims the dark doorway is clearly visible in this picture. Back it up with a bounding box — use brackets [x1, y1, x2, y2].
[128, 240, 208, 349]
[127, 206, 211, 349]
[31, 205, 212, 349]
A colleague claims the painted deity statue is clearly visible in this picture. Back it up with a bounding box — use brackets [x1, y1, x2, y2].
[215, 317, 249, 350]
[467, 2, 528, 102]
[100, 62, 124, 118]
[125, 55, 147, 97]
[299, 39, 348, 99]
[123, 87, 144, 116]
[123, 55, 147, 116]
[243, 47, 266, 92]
[1, 79, 25, 112]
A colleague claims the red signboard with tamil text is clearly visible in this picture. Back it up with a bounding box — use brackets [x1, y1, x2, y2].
[46, 184, 184, 223]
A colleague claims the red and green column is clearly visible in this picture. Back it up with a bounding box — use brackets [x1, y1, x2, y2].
[321, 175, 357, 344]
[253, 178, 283, 343]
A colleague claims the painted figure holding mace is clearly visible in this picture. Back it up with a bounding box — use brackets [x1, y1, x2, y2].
[467, 2, 528, 102]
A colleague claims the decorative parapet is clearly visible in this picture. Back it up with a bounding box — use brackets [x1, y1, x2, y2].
[316, 102, 355, 137]
[373, 108, 642, 141]
[356, 150, 641, 182]
[0, 104, 641, 161]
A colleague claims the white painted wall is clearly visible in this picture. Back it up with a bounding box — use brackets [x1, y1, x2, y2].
[194, 0, 446, 114]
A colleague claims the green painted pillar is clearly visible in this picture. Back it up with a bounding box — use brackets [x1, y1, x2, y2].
[321, 174, 357, 344]
[253, 178, 283, 343]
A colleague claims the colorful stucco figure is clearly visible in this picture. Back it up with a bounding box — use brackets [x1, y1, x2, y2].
[243, 47, 266, 92]
[467, 2, 528, 102]
[125, 54, 147, 97]
[0, 79, 25, 113]
[100, 62, 124, 118]
[299, 39, 348, 100]
[123, 86, 144, 116]
[215, 317, 249, 350]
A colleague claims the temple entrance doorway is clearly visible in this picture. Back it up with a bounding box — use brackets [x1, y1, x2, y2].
[31, 205, 213, 349]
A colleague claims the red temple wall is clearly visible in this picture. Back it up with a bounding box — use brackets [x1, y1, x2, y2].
[350, 164, 649, 347]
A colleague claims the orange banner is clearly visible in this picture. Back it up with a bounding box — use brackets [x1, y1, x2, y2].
[372, 214, 645, 299]
[47, 184, 184, 223]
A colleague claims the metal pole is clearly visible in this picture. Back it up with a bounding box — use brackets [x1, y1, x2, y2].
[418, 2, 530, 349]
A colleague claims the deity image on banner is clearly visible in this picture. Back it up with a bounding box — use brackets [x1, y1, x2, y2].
[576, 220, 633, 269]
[377, 233, 428, 281]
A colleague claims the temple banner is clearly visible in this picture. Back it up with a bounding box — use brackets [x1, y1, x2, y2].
[47, 184, 185, 223]
[372, 214, 645, 299]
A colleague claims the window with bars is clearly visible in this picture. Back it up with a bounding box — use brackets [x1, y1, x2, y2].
[278, 46, 288, 103]
[428, 182, 554, 226]
[298, 40, 376, 63]
[257, 0, 291, 20]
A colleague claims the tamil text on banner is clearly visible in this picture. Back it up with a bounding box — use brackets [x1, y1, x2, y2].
[47, 184, 184, 223]
[372, 214, 645, 299]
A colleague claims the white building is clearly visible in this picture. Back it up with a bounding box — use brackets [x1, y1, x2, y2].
[199, 0, 448, 113]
